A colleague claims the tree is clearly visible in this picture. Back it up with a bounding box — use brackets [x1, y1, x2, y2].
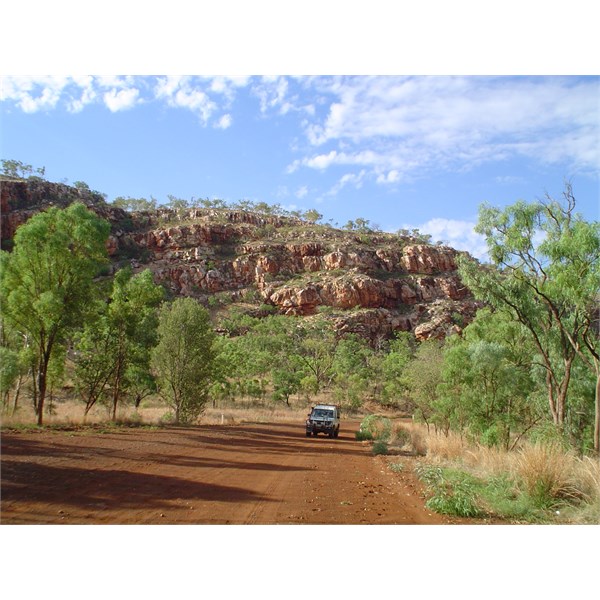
[303, 209, 322, 224]
[74, 268, 164, 419]
[402, 339, 445, 431]
[439, 309, 539, 449]
[112, 196, 157, 212]
[380, 332, 416, 408]
[459, 185, 600, 451]
[105, 268, 164, 419]
[332, 335, 376, 410]
[73, 310, 116, 416]
[0, 203, 110, 425]
[1, 159, 45, 179]
[151, 298, 217, 423]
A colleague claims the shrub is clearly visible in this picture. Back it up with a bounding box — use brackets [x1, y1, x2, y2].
[416, 465, 482, 517]
[392, 426, 411, 448]
[355, 429, 374, 441]
[359, 414, 392, 441]
[372, 440, 389, 455]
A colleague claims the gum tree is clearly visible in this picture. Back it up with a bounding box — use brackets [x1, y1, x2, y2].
[459, 184, 600, 451]
[0, 203, 110, 425]
[151, 297, 217, 423]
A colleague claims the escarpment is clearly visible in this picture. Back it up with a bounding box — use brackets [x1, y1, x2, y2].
[1, 177, 483, 342]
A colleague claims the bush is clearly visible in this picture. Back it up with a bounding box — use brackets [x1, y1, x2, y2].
[416, 465, 482, 518]
[372, 440, 389, 455]
[355, 429, 374, 441]
[392, 426, 411, 448]
[359, 414, 392, 441]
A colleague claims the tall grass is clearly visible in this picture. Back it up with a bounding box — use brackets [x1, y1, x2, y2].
[402, 421, 600, 523]
[512, 443, 579, 508]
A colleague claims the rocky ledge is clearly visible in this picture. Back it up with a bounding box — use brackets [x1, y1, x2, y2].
[1, 178, 483, 342]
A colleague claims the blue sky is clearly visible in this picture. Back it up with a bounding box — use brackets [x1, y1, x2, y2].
[1, 6, 599, 262]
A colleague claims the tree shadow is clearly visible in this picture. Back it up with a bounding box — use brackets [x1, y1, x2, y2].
[1, 460, 272, 511]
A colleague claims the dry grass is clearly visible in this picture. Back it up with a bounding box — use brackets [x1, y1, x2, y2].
[512, 443, 580, 503]
[426, 430, 468, 462]
[403, 421, 600, 520]
[464, 444, 514, 477]
[1, 397, 324, 429]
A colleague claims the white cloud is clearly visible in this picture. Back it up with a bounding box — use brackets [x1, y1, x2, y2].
[103, 87, 140, 112]
[295, 76, 600, 182]
[289, 149, 382, 172]
[154, 76, 244, 125]
[407, 217, 488, 260]
[327, 170, 367, 196]
[1, 76, 70, 112]
[1, 75, 250, 128]
[295, 185, 308, 199]
[215, 114, 233, 129]
[376, 169, 401, 184]
[254, 76, 290, 114]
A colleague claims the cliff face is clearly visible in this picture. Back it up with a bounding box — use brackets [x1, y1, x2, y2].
[1, 178, 482, 342]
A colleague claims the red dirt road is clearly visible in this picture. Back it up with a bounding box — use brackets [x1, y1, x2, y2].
[1, 420, 456, 525]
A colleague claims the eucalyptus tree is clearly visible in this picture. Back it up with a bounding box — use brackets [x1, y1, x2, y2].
[151, 297, 217, 423]
[458, 184, 600, 451]
[0, 203, 110, 424]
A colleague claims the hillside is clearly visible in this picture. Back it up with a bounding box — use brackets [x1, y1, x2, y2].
[1, 176, 482, 342]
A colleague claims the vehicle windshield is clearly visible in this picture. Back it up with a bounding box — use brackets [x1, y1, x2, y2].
[312, 409, 334, 419]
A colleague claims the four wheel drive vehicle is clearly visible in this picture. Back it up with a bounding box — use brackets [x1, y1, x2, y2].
[306, 404, 340, 438]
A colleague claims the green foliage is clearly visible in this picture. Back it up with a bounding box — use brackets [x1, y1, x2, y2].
[0, 203, 110, 424]
[152, 297, 216, 423]
[459, 184, 600, 451]
[416, 465, 482, 517]
[112, 196, 158, 212]
[380, 332, 415, 406]
[372, 440, 389, 455]
[437, 309, 539, 448]
[1, 159, 45, 179]
[359, 414, 393, 441]
[0, 346, 20, 403]
[355, 429, 374, 441]
[73, 268, 164, 419]
[303, 209, 322, 224]
[402, 339, 444, 428]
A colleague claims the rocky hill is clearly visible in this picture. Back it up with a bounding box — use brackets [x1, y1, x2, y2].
[1, 177, 482, 342]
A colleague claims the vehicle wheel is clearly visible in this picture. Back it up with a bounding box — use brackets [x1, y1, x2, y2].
[334, 429, 339, 438]
[313, 431, 318, 436]
[329, 431, 335, 438]
[306, 431, 311, 437]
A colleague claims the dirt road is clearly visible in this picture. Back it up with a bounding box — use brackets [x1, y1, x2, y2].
[1, 420, 456, 524]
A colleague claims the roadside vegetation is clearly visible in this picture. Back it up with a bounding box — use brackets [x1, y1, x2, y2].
[1, 161, 598, 523]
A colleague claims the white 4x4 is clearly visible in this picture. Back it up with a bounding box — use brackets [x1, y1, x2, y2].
[306, 404, 340, 438]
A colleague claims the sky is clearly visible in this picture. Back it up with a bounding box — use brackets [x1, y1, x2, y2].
[2, 74, 598, 260]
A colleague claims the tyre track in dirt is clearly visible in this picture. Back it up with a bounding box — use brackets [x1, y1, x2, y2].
[1, 420, 455, 525]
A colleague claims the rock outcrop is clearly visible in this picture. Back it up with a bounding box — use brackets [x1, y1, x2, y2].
[1, 177, 483, 342]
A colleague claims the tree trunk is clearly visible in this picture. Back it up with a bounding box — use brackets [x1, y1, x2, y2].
[37, 364, 47, 426]
[594, 370, 600, 455]
[11, 373, 23, 415]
